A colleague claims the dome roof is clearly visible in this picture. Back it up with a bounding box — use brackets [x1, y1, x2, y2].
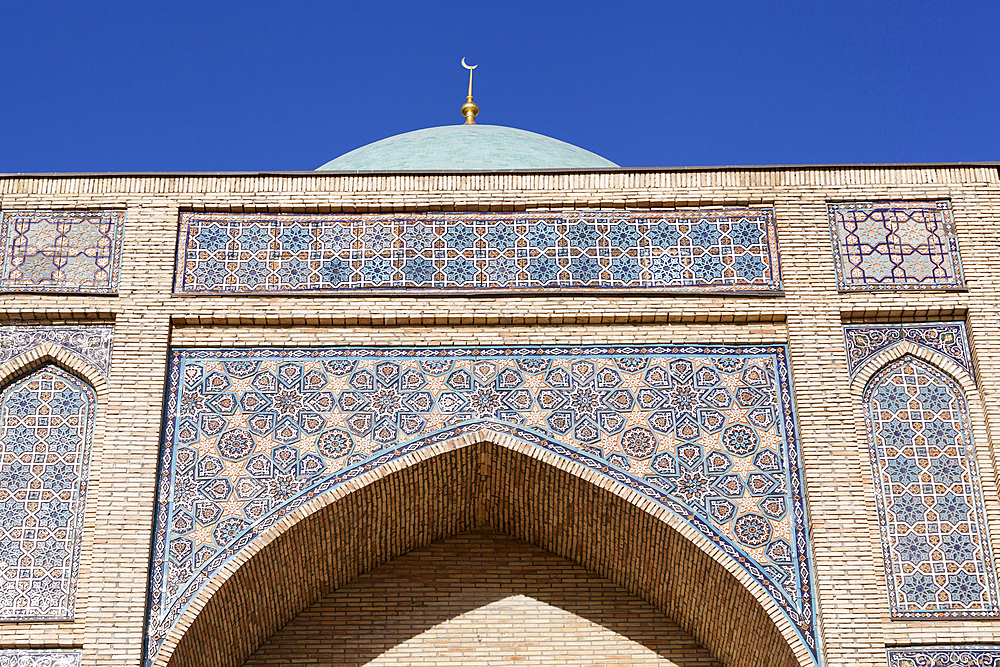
[316, 124, 618, 171]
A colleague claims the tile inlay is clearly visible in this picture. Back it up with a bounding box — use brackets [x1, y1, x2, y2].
[843, 322, 973, 380]
[0, 651, 81, 667]
[145, 345, 817, 666]
[0, 325, 115, 380]
[174, 209, 782, 294]
[887, 645, 1000, 667]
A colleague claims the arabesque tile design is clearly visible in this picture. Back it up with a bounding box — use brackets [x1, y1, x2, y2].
[0, 210, 125, 293]
[828, 201, 963, 291]
[0, 325, 115, 379]
[0, 651, 81, 667]
[0, 366, 96, 620]
[843, 322, 973, 380]
[145, 345, 817, 666]
[864, 356, 999, 618]
[174, 209, 782, 294]
[887, 645, 1000, 666]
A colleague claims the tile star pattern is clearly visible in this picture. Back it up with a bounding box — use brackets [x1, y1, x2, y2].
[843, 322, 973, 380]
[0, 366, 96, 621]
[828, 201, 964, 291]
[864, 356, 999, 618]
[145, 345, 817, 667]
[174, 209, 782, 294]
[887, 645, 1000, 667]
[0, 210, 125, 294]
[0, 325, 115, 380]
[0, 651, 81, 667]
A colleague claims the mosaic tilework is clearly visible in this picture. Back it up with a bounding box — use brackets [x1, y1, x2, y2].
[887, 645, 1000, 667]
[0, 210, 125, 294]
[828, 201, 964, 291]
[844, 322, 973, 380]
[145, 345, 817, 666]
[0, 366, 95, 621]
[0, 651, 81, 667]
[0, 325, 115, 380]
[864, 356, 999, 618]
[174, 209, 782, 294]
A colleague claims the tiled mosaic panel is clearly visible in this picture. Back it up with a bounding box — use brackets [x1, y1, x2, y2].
[0, 325, 115, 380]
[174, 209, 782, 294]
[0, 365, 95, 620]
[887, 645, 1000, 667]
[864, 356, 999, 618]
[0, 210, 125, 293]
[146, 345, 817, 666]
[0, 652, 81, 667]
[828, 201, 964, 291]
[844, 322, 973, 380]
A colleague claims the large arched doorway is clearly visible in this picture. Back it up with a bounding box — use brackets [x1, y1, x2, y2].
[164, 441, 803, 667]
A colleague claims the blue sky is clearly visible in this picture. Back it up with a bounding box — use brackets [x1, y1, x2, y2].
[0, 1, 997, 172]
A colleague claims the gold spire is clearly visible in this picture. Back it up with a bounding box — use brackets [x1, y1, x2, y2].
[460, 58, 479, 125]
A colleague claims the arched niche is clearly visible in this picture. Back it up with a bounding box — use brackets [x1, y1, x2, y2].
[160, 437, 805, 667]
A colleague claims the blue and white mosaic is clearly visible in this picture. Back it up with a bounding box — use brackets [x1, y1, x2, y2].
[145, 345, 817, 666]
[864, 356, 999, 618]
[887, 645, 1000, 667]
[844, 322, 973, 380]
[174, 209, 782, 294]
[0, 366, 96, 621]
[0, 651, 81, 667]
[828, 201, 964, 291]
[0, 210, 125, 294]
[0, 325, 115, 380]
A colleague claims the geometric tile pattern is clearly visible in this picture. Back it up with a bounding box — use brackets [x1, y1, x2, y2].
[844, 322, 973, 380]
[174, 209, 782, 294]
[886, 645, 1000, 667]
[828, 201, 964, 291]
[0, 365, 95, 621]
[146, 345, 817, 666]
[0, 325, 115, 380]
[864, 355, 999, 618]
[0, 210, 125, 294]
[0, 651, 81, 667]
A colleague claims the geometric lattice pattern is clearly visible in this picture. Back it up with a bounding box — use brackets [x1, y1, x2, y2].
[887, 645, 1000, 667]
[0, 325, 115, 380]
[146, 345, 817, 666]
[174, 209, 782, 294]
[864, 356, 999, 618]
[0, 651, 81, 667]
[844, 322, 973, 380]
[828, 201, 964, 291]
[0, 365, 95, 621]
[0, 210, 125, 294]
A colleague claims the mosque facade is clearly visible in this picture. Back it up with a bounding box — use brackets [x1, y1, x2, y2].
[1, 111, 1000, 667]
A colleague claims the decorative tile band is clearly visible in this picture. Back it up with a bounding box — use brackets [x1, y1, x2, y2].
[828, 201, 963, 291]
[0, 651, 81, 667]
[146, 345, 817, 666]
[0, 325, 115, 380]
[864, 356, 999, 618]
[0, 210, 125, 294]
[0, 366, 96, 621]
[843, 322, 972, 380]
[887, 645, 1000, 666]
[174, 209, 782, 294]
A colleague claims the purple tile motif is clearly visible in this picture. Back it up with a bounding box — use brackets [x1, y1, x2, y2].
[0, 366, 96, 620]
[887, 645, 1000, 667]
[0, 652, 81, 667]
[145, 345, 817, 666]
[843, 322, 972, 380]
[174, 209, 782, 294]
[0, 325, 114, 380]
[828, 201, 963, 291]
[865, 356, 999, 618]
[0, 210, 125, 294]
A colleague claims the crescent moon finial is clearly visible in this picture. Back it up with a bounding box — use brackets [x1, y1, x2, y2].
[460, 58, 479, 125]
[461, 57, 477, 71]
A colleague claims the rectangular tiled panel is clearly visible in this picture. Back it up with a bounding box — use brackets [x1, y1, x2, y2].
[0, 210, 125, 293]
[0, 651, 81, 667]
[887, 645, 1000, 667]
[174, 209, 782, 294]
[828, 201, 963, 291]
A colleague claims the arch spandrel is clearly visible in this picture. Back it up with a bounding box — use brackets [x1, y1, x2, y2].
[145, 345, 820, 667]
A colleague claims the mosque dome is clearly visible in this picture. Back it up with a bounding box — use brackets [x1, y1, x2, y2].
[316, 124, 618, 171]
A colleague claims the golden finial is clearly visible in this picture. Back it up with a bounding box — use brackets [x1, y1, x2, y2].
[460, 57, 479, 125]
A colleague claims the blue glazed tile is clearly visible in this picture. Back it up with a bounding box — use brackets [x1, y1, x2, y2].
[0, 325, 114, 380]
[887, 645, 1000, 666]
[843, 322, 973, 381]
[0, 651, 81, 667]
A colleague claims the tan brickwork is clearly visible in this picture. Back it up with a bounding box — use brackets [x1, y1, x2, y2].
[0, 165, 999, 666]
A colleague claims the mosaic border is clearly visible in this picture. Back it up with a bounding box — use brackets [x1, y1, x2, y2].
[843, 322, 973, 381]
[0, 325, 115, 380]
[0, 651, 82, 667]
[887, 645, 1000, 667]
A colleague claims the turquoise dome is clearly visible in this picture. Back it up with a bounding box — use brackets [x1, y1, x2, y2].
[317, 124, 617, 171]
